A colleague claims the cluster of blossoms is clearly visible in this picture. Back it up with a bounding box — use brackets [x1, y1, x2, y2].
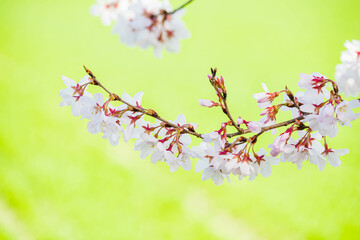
[253, 71, 360, 172]
[90, 0, 191, 57]
[335, 40, 360, 96]
[60, 40, 360, 186]
[60, 67, 199, 173]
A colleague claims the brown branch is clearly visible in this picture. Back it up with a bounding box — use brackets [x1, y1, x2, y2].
[227, 115, 307, 138]
[222, 96, 245, 133]
[168, 0, 194, 15]
[83, 66, 202, 139]
[209, 68, 245, 134]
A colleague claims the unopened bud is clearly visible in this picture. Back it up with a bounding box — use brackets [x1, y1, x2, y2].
[198, 99, 219, 108]
[285, 86, 295, 102]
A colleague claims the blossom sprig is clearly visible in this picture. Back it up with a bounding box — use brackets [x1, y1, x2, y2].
[60, 40, 360, 185]
[83, 66, 201, 139]
[91, 0, 194, 57]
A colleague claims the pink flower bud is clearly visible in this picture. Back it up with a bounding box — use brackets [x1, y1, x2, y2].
[198, 99, 219, 108]
[237, 117, 244, 125]
[246, 121, 262, 134]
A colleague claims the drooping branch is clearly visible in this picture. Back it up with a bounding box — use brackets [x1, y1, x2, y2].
[83, 66, 360, 144]
[83, 66, 202, 138]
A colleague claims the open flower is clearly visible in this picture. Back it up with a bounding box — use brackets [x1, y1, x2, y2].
[80, 93, 123, 146]
[166, 146, 194, 172]
[254, 148, 280, 178]
[253, 83, 280, 108]
[335, 40, 360, 96]
[298, 72, 330, 104]
[322, 147, 349, 168]
[90, 0, 129, 26]
[279, 132, 326, 171]
[193, 142, 231, 185]
[59, 75, 92, 117]
[335, 100, 360, 126]
[134, 133, 159, 159]
[303, 103, 338, 138]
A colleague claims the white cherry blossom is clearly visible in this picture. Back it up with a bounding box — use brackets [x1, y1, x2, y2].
[150, 142, 167, 164]
[341, 40, 360, 63]
[335, 63, 360, 96]
[81, 93, 123, 146]
[118, 91, 146, 142]
[322, 148, 349, 168]
[298, 72, 330, 104]
[59, 76, 92, 117]
[254, 148, 280, 178]
[166, 146, 193, 172]
[134, 133, 159, 159]
[201, 168, 230, 186]
[193, 142, 231, 185]
[253, 83, 278, 108]
[122, 120, 144, 142]
[335, 100, 360, 126]
[335, 40, 360, 96]
[280, 132, 326, 171]
[90, 0, 131, 26]
[303, 103, 338, 138]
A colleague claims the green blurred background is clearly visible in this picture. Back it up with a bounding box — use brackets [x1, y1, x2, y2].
[1, 0, 360, 239]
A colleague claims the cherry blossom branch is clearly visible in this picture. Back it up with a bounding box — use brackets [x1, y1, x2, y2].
[60, 65, 360, 186]
[60, 20, 360, 185]
[83, 66, 202, 139]
[83, 66, 360, 143]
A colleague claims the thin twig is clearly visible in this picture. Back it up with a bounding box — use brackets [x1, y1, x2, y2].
[209, 68, 245, 134]
[222, 96, 245, 133]
[285, 86, 302, 112]
[168, 0, 194, 15]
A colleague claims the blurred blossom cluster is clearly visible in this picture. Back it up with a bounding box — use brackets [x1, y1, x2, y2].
[90, 0, 190, 57]
[60, 38, 360, 185]
[335, 40, 360, 96]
